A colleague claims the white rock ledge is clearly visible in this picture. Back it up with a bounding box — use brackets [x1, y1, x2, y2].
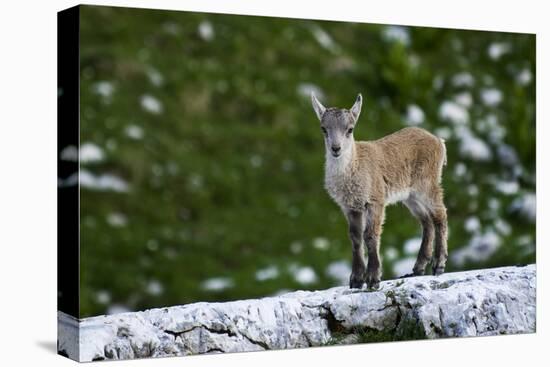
[58, 265, 536, 362]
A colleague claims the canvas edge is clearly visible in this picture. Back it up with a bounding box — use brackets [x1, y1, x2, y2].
[57, 4, 81, 362]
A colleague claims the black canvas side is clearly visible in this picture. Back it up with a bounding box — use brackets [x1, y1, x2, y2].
[57, 4, 80, 361]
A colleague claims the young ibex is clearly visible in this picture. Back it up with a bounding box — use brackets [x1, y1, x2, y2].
[311, 93, 448, 289]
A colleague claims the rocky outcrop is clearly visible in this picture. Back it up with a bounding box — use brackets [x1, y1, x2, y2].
[58, 265, 536, 362]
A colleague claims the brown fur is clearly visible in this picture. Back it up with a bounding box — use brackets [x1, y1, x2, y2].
[312, 93, 448, 289]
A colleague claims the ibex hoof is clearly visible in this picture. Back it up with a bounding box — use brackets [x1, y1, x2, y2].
[365, 272, 381, 290]
[432, 265, 445, 276]
[349, 274, 365, 289]
[367, 281, 380, 290]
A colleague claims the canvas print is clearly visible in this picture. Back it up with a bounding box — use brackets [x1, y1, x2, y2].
[57, 4, 536, 362]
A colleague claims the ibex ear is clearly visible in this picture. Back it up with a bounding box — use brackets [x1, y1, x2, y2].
[350, 93, 362, 122]
[311, 92, 326, 121]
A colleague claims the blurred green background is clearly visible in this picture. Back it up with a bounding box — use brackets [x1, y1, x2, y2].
[73, 5, 535, 317]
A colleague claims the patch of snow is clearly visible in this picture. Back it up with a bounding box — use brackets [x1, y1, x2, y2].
[392, 257, 416, 277]
[509, 193, 536, 223]
[290, 241, 303, 254]
[439, 101, 469, 125]
[488, 42, 511, 60]
[404, 237, 422, 255]
[516, 68, 532, 86]
[312, 237, 330, 251]
[188, 173, 203, 190]
[83, 216, 96, 228]
[519, 241, 535, 256]
[480, 113, 497, 128]
[152, 163, 163, 177]
[93, 81, 114, 98]
[467, 184, 479, 196]
[290, 265, 317, 285]
[198, 21, 215, 41]
[497, 144, 520, 167]
[433, 75, 444, 90]
[464, 216, 481, 233]
[488, 198, 501, 211]
[297, 83, 324, 100]
[147, 239, 159, 252]
[201, 277, 234, 292]
[477, 114, 505, 142]
[60, 145, 78, 161]
[434, 127, 452, 140]
[452, 72, 474, 87]
[107, 304, 132, 315]
[166, 162, 179, 176]
[451, 38, 463, 51]
[451, 230, 501, 266]
[455, 126, 492, 161]
[408, 54, 420, 69]
[311, 26, 338, 52]
[480, 88, 503, 107]
[404, 104, 425, 125]
[517, 234, 532, 247]
[495, 180, 519, 195]
[162, 22, 181, 35]
[255, 266, 279, 281]
[488, 127, 506, 143]
[80, 142, 104, 164]
[106, 139, 117, 151]
[383, 25, 410, 45]
[250, 154, 263, 168]
[106, 212, 128, 227]
[454, 92, 472, 108]
[325, 260, 351, 286]
[147, 67, 164, 86]
[146, 280, 164, 296]
[96, 290, 111, 305]
[125, 125, 144, 140]
[79, 170, 129, 192]
[494, 219, 512, 236]
[140, 94, 163, 114]
[385, 247, 398, 261]
[453, 162, 467, 178]
[329, 56, 356, 72]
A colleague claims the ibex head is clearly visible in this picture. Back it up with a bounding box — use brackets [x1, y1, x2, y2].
[311, 93, 362, 158]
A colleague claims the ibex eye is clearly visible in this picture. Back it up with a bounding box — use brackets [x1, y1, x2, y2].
[321, 127, 327, 135]
[347, 128, 354, 135]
